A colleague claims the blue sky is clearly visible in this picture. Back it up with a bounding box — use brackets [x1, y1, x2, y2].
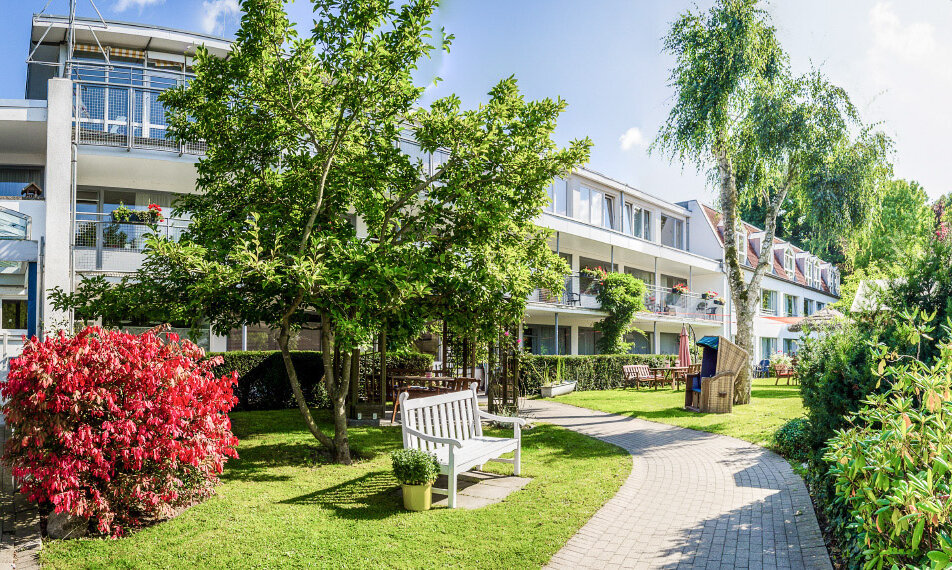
[3, 0, 951, 202]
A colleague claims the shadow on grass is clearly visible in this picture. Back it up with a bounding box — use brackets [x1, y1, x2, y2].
[278, 471, 404, 520]
[752, 388, 802, 399]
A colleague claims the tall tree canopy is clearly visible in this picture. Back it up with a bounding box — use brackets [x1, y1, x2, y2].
[138, 0, 590, 463]
[654, 0, 890, 404]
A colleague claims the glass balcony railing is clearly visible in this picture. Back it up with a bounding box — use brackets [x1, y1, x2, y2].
[72, 212, 190, 272]
[71, 62, 205, 155]
[529, 274, 724, 323]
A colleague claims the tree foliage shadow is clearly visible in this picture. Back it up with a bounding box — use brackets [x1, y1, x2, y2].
[278, 471, 402, 520]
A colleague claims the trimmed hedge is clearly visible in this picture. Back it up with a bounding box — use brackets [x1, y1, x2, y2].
[520, 354, 679, 394]
[207, 350, 434, 411]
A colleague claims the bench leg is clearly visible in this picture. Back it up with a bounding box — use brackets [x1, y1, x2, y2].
[514, 445, 521, 476]
[448, 471, 457, 508]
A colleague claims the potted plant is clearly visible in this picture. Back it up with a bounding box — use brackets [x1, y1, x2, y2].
[701, 290, 718, 300]
[391, 448, 440, 511]
[713, 297, 726, 306]
[540, 358, 576, 397]
[672, 283, 689, 295]
[110, 202, 165, 224]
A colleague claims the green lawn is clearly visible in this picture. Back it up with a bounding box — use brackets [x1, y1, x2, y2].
[41, 409, 631, 569]
[546, 377, 804, 447]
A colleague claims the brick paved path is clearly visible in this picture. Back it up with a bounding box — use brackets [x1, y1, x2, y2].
[523, 400, 831, 570]
[0, 424, 41, 570]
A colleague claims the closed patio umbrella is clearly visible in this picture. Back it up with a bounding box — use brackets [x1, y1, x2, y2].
[678, 325, 691, 367]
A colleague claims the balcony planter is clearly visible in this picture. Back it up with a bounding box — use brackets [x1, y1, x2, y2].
[541, 381, 577, 398]
[111, 203, 165, 225]
[713, 298, 726, 306]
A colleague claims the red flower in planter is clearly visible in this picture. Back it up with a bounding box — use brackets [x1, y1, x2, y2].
[1, 326, 238, 536]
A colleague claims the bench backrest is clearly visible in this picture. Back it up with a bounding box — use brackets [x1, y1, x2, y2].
[400, 382, 482, 453]
[624, 364, 651, 379]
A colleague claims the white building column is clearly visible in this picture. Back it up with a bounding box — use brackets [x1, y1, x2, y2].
[209, 330, 228, 353]
[569, 324, 579, 356]
[43, 77, 74, 333]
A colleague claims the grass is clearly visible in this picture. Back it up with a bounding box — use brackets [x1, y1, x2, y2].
[41, 409, 631, 569]
[546, 377, 804, 447]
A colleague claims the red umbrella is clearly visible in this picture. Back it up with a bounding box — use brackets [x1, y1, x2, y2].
[678, 325, 691, 367]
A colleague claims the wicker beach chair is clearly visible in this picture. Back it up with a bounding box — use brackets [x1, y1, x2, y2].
[684, 336, 749, 414]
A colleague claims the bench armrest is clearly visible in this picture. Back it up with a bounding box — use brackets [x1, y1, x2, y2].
[403, 425, 463, 448]
[478, 410, 527, 427]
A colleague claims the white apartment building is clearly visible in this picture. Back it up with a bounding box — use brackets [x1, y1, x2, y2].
[0, 15, 840, 363]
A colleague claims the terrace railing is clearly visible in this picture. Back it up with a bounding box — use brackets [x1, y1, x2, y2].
[71, 62, 206, 155]
[73, 212, 190, 273]
[529, 274, 724, 323]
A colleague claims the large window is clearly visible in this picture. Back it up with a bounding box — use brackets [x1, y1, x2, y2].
[623, 203, 651, 240]
[803, 298, 815, 316]
[577, 186, 606, 226]
[625, 331, 652, 354]
[784, 248, 794, 275]
[783, 338, 799, 354]
[1, 299, 27, 330]
[578, 327, 603, 355]
[660, 215, 684, 249]
[603, 195, 615, 229]
[784, 294, 797, 317]
[523, 325, 571, 355]
[760, 337, 778, 359]
[624, 266, 653, 286]
[736, 232, 748, 266]
[659, 332, 681, 354]
[761, 290, 777, 315]
[546, 177, 568, 215]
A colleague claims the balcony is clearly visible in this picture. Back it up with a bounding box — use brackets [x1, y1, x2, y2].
[529, 274, 724, 324]
[71, 63, 205, 155]
[73, 213, 190, 273]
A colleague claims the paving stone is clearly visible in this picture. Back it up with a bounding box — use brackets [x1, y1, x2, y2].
[0, 424, 40, 570]
[523, 400, 832, 570]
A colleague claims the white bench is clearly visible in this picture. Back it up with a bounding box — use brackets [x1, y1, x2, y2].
[399, 382, 526, 508]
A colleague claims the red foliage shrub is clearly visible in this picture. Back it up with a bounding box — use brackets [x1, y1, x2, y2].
[1, 326, 239, 536]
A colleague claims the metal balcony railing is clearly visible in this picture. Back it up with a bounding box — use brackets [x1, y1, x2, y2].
[73, 212, 190, 273]
[71, 62, 206, 155]
[529, 274, 725, 323]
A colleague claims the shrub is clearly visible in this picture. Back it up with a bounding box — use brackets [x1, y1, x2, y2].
[768, 351, 792, 371]
[208, 350, 434, 411]
[1, 326, 239, 536]
[824, 341, 952, 568]
[391, 449, 440, 485]
[772, 418, 811, 462]
[520, 354, 678, 394]
[580, 268, 647, 354]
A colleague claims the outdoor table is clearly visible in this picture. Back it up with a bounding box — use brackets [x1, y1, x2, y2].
[389, 375, 463, 422]
[650, 366, 689, 390]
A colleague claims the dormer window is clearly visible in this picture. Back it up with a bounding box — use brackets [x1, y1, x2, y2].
[784, 248, 794, 276]
[735, 232, 747, 267]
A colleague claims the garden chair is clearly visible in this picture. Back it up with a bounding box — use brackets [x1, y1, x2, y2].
[622, 364, 662, 390]
[753, 359, 770, 378]
[684, 336, 749, 414]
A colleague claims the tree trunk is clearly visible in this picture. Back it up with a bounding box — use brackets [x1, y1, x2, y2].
[732, 301, 755, 405]
[278, 323, 336, 451]
[320, 312, 352, 465]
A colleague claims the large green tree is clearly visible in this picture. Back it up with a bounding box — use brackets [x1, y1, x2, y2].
[142, 0, 589, 463]
[654, 0, 889, 404]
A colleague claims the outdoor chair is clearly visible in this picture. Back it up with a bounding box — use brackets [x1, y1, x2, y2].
[753, 359, 770, 378]
[622, 364, 662, 389]
[684, 336, 749, 414]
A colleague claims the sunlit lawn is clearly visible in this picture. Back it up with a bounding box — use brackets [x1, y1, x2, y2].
[547, 377, 803, 447]
[41, 409, 631, 569]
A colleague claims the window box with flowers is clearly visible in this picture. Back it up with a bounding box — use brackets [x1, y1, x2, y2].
[111, 202, 165, 225]
[672, 283, 690, 295]
[701, 290, 719, 300]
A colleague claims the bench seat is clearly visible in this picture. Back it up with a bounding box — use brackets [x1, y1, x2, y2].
[399, 383, 525, 508]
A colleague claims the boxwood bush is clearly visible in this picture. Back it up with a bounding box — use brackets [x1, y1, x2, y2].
[520, 354, 678, 394]
[209, 350, 433, 411]
[391, 449, 440, 486]
[772, 417, 811, 462]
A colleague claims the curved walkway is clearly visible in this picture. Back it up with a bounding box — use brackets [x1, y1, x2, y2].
[522, 400, 831, 570]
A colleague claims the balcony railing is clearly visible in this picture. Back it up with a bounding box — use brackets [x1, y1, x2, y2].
[73, 213, 190, 273]
[529, 274, 724, 323]
[71, 62, 206, 155]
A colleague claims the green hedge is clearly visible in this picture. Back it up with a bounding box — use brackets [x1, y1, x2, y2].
[520, 354, 679, 394]
[208, 350, 434, 411]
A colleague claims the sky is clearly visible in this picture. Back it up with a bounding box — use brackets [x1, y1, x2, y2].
[2, 0, 951, 203]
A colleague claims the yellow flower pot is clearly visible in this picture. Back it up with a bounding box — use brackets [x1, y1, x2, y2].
[402, 482, 433, 511]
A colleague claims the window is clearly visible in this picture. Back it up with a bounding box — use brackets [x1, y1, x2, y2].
[643, 211, 652, 240]
[1, 300, 27, 330]
[546, 177, 567, 215]
[603, 195, 615, 229]
[736, 232, 748, 266]
[784, 248, 794, 275]
[803, 298, 815, 316]
[659, 332, 681, 355]
[578, 185, 604, 226]
[578, 327, 602, 355]
[623, 203, 633, 234]
[660, 215, 684, 249]
[761, 290, 777, 315]
[623, 203, 649, 240]
[783, 338, 798, 355]
[785, 294, 797, 317]
[760, 337, 778, 360]
[816, 302, 825, 312]
[0, 167, 44, 198]
[831, 268, 840, 295]
[624, 267, 653, 286]
[625, 331, 652, 354]
[523, 325, 570, 355]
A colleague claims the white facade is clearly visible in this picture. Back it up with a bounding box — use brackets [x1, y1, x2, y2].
[0, 15, 841, 361]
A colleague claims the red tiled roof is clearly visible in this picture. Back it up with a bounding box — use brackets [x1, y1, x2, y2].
[700, 204, 832, 294]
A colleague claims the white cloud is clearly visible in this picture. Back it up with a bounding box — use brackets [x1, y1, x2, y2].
[114, 0, 164, 12]
[619, 126, 647, 151]
[868, 2, 937, 62]
[201, 0, 240, 35]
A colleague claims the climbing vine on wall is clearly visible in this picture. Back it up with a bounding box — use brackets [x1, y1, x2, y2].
[582, 268, 647, 354]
